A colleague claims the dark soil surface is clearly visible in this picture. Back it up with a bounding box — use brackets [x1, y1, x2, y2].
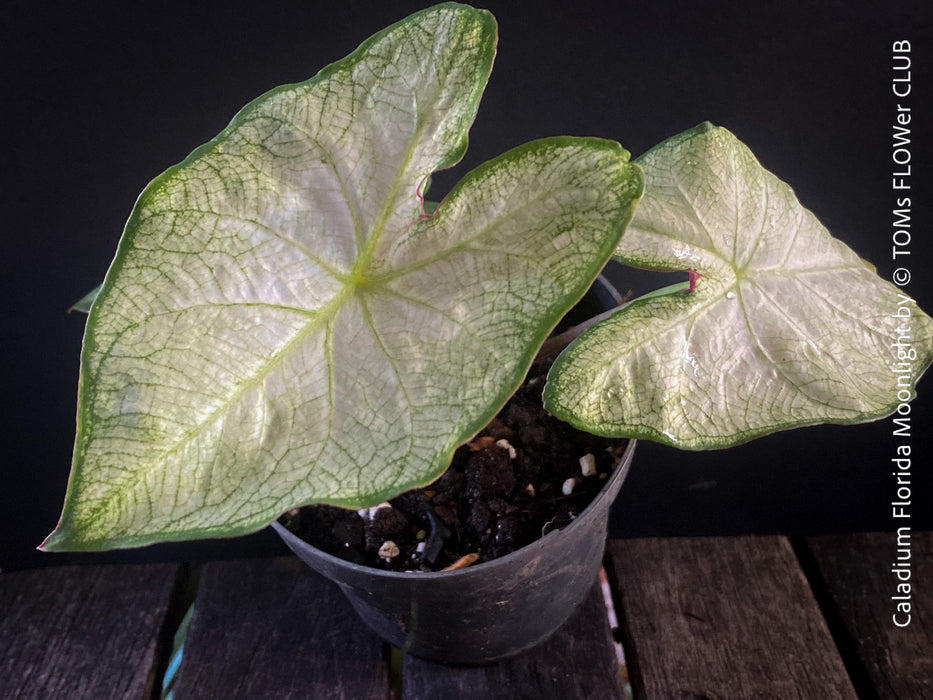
[279, 359, 627, 572]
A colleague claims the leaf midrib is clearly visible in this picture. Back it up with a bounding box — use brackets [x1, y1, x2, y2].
[79, 109, 432, 533]
[736, 280, 858, 413]
[352, 103, 426, 281]
[78, 284, 356, 531]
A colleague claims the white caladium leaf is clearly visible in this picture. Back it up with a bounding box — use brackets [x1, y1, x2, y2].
[43, 5, 642, 550]
[545, 122, 933, 449]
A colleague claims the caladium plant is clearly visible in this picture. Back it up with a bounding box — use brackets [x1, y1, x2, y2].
[44, 3, 932, 553]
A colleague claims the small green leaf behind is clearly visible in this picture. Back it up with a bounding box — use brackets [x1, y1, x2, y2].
[70, 285, 101, 313]
[545, 122, 933, 449]
[43, 4, 642, 551]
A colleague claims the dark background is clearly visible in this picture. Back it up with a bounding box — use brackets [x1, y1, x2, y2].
[3, 1, 931, 571]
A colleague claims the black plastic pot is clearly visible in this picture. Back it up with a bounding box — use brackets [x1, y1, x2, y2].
[272, 276, 633, 663]
[273, 439, 635, 664]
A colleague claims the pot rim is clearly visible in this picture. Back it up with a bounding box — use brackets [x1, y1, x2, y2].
[272, 438, 636, 581]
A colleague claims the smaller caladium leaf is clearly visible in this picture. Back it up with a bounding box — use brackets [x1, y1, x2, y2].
[545, 122, 933, 449]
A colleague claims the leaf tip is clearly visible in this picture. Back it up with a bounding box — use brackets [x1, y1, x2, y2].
[38, 529, 66, 553]
[40, 520, 96, 552]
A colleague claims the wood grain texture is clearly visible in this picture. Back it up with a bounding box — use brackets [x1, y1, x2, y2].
[805, 531, 933, 699]
[402, 582, 625, 700]
[0, 563, 181, 700]
[607, 536, 856, 700]
[173, 556, 389, 699]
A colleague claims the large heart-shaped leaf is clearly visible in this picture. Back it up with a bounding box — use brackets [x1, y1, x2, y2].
[544, 122, 933, 448]
[43, 4, 642, 551]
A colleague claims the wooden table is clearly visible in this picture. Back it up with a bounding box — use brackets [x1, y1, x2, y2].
[2, 533, 930, 699]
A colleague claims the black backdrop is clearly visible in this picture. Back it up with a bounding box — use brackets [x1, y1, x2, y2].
[3, 1, 931, 571]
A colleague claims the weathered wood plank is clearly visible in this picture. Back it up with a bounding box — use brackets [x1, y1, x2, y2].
[805, 531, 933, 699]
[402, 582, 625, 700]
[0, 563, 182, 700]
[607, 536, 856, 699]
[173, 556, 389, 699]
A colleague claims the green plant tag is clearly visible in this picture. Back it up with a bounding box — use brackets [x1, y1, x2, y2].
[545, 122, 933, 449]
[44, 4, 641, 550]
